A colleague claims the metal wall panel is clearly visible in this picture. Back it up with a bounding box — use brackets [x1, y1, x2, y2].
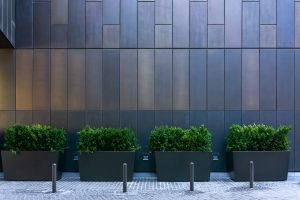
[242, 111, 260, 125]
[103, 0, 119, 25]
[138, 49, 154, 110]
[173, 0, 189, 48]
[68, 50, 85, 110]
[155, 111, 172, 126]
[208, 25, 224, 48]
[277, 0, 294, 48]
[277, 50, 294, 110]
[51, 24, 68, 48]
[260, 25, 276, 48]
[0, 111, 15, 131]
[0, 50, 15, 110]
[102, 50, 120, 111]
[68, 0, 85, 48]
[260, 111, 276, 127]
[120, 50, 138, 110]
[242, 49, 259, 110]
[190, 50, 206, 110]
[155, 0, 172, 24]
[155, 25, 172, 48]
[16, 0, 33, 48]
[86, 2, 102, 48]
[173, 50, 189, 110]
[33, 111, 50, 125]
[51, 0, 68, 25]
[120, 111, 137, 132]
[190, 111, 207, 127]
[225, 49, 241, 110]
[242, 2, 259, 48]
[86, 49, 102, 110]
[102, 111, 120, 128]
[260, 0, 276, 24]
[190, 2, 207, 48]
[296, 111, 300, 170]
[138, 2, 154, 48]
[86, 111, 102, 128]
[51, 49, 67, 110]
[155, 50, 172, 110]
[207, 50, 224, 110]
[225, 0, 241, 48]
[16, 50, 33, 110]
[296, 2, 300, 47]
[173, 111, 189, 129]
[121, 0, 137, 48]
[208, 0, 224, 24]
[33, 49, 50, 110]
[16, 111, 32, 125]
[260, 49, 276, 110]
[103, 25, 120, 48]
[296, 50, 300, 110]
[51, 111, 68, 129]
[225, 111, 241, 131]
[33, 2, 50, 48]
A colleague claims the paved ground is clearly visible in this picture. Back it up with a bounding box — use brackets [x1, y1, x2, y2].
[0, 173, 300, 200]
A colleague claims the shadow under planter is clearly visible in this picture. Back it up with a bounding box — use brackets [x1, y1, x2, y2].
[155, 151, 212, 182]
[1, 151, 62, 181]
[229, 151, 290, 181]
[78, 151, 135, 181]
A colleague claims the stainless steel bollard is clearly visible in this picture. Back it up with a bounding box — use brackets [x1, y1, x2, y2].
[250, 161, 254, 188]
[52, 163, 57, 193]
[123, 163, 127, 193]
[190, 162, 194, 191]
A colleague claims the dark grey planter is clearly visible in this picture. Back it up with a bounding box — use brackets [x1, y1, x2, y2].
[78, 151, 135, 181]
[1, 151, 61, 181]
[155, 151, 212, 182]
[230, 151, 290, 181]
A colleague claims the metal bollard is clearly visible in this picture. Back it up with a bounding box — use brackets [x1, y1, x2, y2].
[250, 161, 254, 188]
[52, 163, 57, 193]
[190, 162, 194, 191]
[123, 163, 127, 193]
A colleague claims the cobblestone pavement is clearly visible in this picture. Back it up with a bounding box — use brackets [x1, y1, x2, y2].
[1, 173, 300, 200]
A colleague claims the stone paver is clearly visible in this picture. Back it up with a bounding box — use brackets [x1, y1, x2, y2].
[0, 173, 300, 200]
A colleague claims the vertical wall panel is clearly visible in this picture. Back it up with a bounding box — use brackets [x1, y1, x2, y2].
[242, 111, 260, 125]
[51, 25, 67, 48]
[121, 0, 137, 48]
[86, 49, 102, 110]
[190, 2, 207, 48]
[103, 0, 119, 25]
[155, 0, 172, 24]
[260, 0, 276, 25]
[16, 111, 32, 125]
[155, 50, 172, 110]
[296, 111, 300, 170]
[260, 49, 276, 110]
[138, 2, 154, 48]
[0, 50, 15, 110]
[277, 50, 294, 110]
[155, 25, 172, 48]
[173, 111, 189, 128]
[102, 111, 120, 128]
[103, 25, 120, 48]
[33, 2, 50, 48]
[86, 111, 102, 128]
[0, 111, 15, 131]
[155, 111, 172, 126]
[102, 50, 120, 111]
[225, 49, 241, 110]
[51, 49, 67, 110]
[173, 50, 189, 110]
[296, 3, 300, 48]
[190, 111, 207, 127]
[277, 0, 294, 48]
[208, 50, 224, 110]
[173, 0, 189, 48]
[33, 111, 50, 125]
[51, 0, 68, 25]
[16, 50, 33, 110]
[190, 50, 206, 110]
[296, 50, 300, 110]
[242, 2, 259, 48]
[208, 25, 224, 48]
[16, 0, 33, 48]
[68, 50, 85, 110]
[242, 49, 259, 110]
[225, 0, 241, 48]
[208, 0, 224, 24]
[86, 2, 102, 48]
[68, 0, 85, 48]
[120, 50, 138, 110]
[260, 25, 276, 48]
[260, 111, 276, 127]
[33, 49, 50, 110]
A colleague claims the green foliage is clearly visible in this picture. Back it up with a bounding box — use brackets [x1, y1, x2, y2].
[77, 126, 139, 152]
[226, 124, 290, 152]
[4, 124, 66, 153]
[148, 125, 212, 152]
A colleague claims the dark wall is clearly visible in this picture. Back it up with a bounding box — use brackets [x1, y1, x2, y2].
[0, 0, 300, 172]
[0, 0, 15, 47]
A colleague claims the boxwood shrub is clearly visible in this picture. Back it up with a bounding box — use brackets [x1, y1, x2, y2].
[148, 125, 212, 152]
[77, 126, 139, 152]
[4, 124, 66, 153]
[226, 124, 291, 152]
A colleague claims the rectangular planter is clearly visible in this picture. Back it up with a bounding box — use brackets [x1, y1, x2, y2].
[1, 151, 61, 181]
[78, 151, 135, 181]
[230, 151, 290, 181]
[155, 151, 212, 182]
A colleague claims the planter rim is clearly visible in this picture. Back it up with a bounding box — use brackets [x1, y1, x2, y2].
[231, 150, 290, 153]
[155, 151, 212, 153]
[79, 151, 135, 154]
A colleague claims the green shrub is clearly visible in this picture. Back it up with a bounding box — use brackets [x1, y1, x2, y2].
[226, 124, 290, 152]
[148, 125, 212, 152]
[4, 124, 66, 153]
[77, 126, 139, 152]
